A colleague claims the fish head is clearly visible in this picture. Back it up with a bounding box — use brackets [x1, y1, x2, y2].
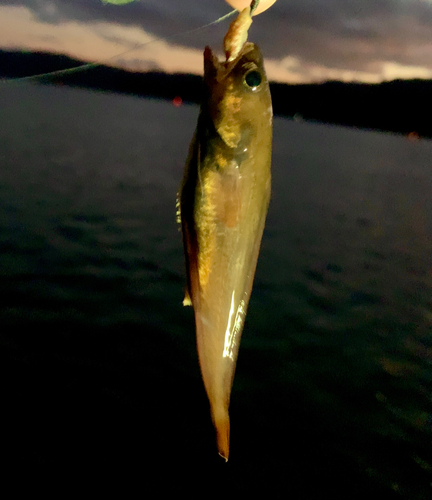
[203, 42, 272, 149]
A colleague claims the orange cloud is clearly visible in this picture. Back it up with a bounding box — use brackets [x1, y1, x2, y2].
[1, 4, 432, 84]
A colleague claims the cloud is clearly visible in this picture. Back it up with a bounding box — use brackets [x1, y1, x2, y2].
[0, 5, 206, 76]
[0, 0, 224, 33]
[1, 0, 432, 83]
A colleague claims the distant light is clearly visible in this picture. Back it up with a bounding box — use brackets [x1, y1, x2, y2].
[407, 131, 420, 142]
[172, 96, 183, 107]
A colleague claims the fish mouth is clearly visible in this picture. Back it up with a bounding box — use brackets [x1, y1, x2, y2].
[204, 46, 223, 73]
[204, 42, 257, 83]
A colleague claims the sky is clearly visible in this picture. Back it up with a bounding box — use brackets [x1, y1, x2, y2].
[1, 0, 432, 83]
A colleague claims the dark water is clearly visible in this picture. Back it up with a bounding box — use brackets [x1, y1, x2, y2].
[1, 82, 431, 497]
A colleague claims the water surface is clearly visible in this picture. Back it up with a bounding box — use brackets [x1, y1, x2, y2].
[1, 82, 431, 497]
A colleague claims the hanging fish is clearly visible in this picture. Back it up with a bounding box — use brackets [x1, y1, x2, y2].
[178, 1, 272, 460]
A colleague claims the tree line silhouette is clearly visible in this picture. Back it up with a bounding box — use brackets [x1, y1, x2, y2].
[1, 50, 430, 138]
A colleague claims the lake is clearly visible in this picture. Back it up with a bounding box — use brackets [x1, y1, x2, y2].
[0, 82, 431, 497]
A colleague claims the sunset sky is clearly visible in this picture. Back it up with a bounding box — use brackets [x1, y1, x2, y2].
[1, 0, 432, 83]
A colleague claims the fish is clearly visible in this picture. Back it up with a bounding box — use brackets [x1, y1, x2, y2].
[178, 6, 272, 461]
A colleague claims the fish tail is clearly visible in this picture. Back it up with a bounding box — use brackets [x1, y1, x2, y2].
[211, 403, 230, 461]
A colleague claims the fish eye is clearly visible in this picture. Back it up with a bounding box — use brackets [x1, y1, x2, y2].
[244, 69, 262, 91]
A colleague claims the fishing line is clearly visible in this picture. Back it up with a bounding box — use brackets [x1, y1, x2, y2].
[0, 9, 237, 84]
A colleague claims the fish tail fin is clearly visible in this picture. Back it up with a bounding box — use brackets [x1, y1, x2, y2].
[212, 404, 230, 461]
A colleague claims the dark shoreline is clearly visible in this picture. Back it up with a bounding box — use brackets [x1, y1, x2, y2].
[1, 49, 431, 138]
